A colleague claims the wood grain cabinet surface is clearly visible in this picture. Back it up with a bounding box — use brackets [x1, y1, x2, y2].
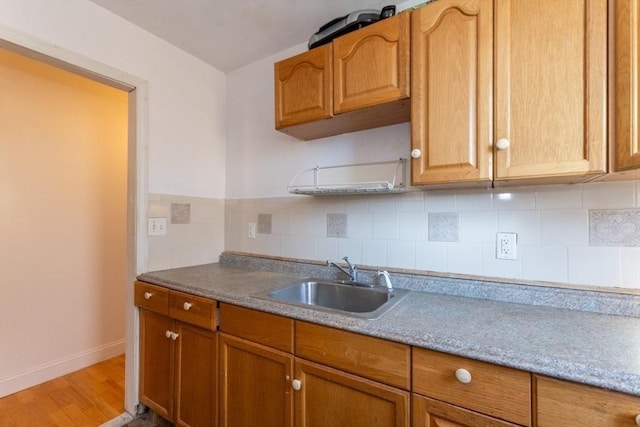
[136, 281, 217, 427]
[411, 0, 608, 187]
[411, 0, 493, 187]
[534, 376, 640, 427]
[614, 0, 640, 171]
[413, 348, 531, 426]
[413, 394, 522, 427]
[274, 12, 410, 140]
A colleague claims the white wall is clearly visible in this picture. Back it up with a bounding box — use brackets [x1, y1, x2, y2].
[0, 48, 128, 397]
[0, 0, 227, 199]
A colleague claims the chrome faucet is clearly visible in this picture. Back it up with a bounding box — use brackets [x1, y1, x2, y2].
[327, 256, 358, 282]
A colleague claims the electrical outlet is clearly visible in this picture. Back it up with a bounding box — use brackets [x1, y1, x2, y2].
[148, 218, 167, 236]
[248, 222, 256, 239]
[496, 232, 517, 260]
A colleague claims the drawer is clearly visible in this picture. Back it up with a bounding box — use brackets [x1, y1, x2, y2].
[134, 281, 169, 315]
[534, 375, 640, 427]
[219, 303, 294, 353]
[168, 290, 216, 331]
[295, 321, 410, 390]
[413, 348, 531, 426]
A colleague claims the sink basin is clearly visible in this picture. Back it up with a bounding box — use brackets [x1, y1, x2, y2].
[255, 279, 410, 319]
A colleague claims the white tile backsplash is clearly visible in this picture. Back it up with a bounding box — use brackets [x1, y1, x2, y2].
[224, 181, 640, 289]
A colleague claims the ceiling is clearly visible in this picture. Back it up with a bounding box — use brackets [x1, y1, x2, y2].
[90, 0, 391, 73]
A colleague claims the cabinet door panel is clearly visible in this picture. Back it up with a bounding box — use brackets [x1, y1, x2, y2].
[219, 334, 294, 427]
[615, 0, 640, 170]
[413, 394, 521, 427]
[174, 323, 217, 427]
[274, 44, 332, 129]
[139, 309, 174, 421]
[334, 12, 409, 114]
[295, 359, 409, 427]
[411, 0, 492, 185]
[494, 0, 607, 182]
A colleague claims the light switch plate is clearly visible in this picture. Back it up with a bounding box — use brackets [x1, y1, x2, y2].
[148, 218, 167, 236]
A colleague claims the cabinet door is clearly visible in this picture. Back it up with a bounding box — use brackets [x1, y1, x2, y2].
[295, 359, 409, 427]
[139, 309, 174, 421]
[274, 44, 332, 129]
[534, 376, 640, 427]
[413, 394, 522, 427]
[614, 0, 640, 170]
[333, 12, 409, 114]
[174, 322, 217, 427]
[494, 0, 607, 183]
[219, 334, 294, 427]
[411, 0, 493, 186]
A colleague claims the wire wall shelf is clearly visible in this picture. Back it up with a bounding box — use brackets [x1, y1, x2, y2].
[288, 159, 407, 196]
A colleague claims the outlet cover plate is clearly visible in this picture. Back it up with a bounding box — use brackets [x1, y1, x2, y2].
[496, 232, 517, 260]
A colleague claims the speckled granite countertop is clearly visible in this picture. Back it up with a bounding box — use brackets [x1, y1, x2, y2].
[138, 253, 640, 397]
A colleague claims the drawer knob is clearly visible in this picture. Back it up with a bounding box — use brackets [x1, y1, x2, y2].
[144, 292, 152, 300]
[165, 330, 172, 339]
[292, 379, 302, 391]
[496, 138, 510, 150]
[183, 302, 192, 311]
[411, 148, 422, 159]
[455, 368, 472, 384]
[635, 413, 640, 426]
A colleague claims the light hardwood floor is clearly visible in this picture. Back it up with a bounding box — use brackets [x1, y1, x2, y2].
[0, 355, 125, 427]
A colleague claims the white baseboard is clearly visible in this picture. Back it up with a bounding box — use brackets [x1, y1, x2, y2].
[100, 412, 135, 427]
[0, 339, 126, 398]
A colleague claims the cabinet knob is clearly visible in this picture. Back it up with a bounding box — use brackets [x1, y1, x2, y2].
[496, 138, 510, 150]
[411, 148, 422, 159]
[144, 292, 152, 300]
[292, 379, 302, 391]
[455, 368, 472, 384]
[635, 413, 640, 427]
[165, 330, 172, 339]
[183, 302, 192, 311]
[170, 332, 179, 341]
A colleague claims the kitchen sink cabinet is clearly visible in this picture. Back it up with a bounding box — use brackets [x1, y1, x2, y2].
[135, 281, 217, 427]
[219, 304, 295, 427]
[533, 376, 640, 427]
[411, 0, 608, 187]
[274, 12, 410, 140]
[295, 358, 409, 427]
[613, 0, 640, 171]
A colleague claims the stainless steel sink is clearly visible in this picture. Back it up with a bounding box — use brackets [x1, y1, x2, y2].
[254, 279, 410, 319]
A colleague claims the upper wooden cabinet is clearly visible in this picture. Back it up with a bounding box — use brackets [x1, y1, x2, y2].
[614, 0, 640, 171]
[493, 0, 607, 185]
[274, 13, 410, 140]
[411, 0, 608, 187]
[411, 0, 493, 187]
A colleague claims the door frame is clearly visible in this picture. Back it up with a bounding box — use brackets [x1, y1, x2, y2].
[1, 23, 148, 415]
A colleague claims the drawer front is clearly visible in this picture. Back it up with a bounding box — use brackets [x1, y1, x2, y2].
[135, 281, 169, 315]
[534, 376, 640, 427]
[295, 321, 410, 390]
[168, 291, 216, 331]
[219, 303, 294, 353]
[413, 348, 531, 426]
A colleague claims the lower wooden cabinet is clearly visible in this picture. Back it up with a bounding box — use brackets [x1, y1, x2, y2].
[295, 359, 409, 427]
[219, 333, 294, 427]
[534, 376, 640, 427]
[136, 282, 217, 427]
[413, 394, 521, 427]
